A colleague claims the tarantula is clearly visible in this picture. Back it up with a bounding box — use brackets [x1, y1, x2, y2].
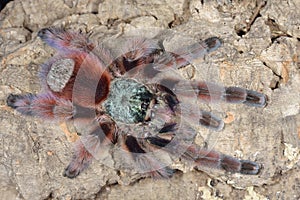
[7, 27, 267, 178]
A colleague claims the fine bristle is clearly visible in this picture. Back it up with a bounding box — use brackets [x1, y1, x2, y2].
[199, 111, 224, 131]
[245, 90, 268, 108]
[240, 160, 261, 175]
[204, 37, 222, 53]
[124, 135, 146, 154]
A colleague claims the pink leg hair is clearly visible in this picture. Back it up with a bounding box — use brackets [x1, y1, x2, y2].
[121, 135, 174, 178]
[111, 38, 159, 76]
[188, 81, 267, 107]
[121, 132, 260, 178]
[38, 27, 115, 73]
[64, 116, 117, 178]
[63, 139, 94, 178]
[6, 93, 73, 120]
[37, 28, 112, 107]
[110, 37, 221, 78]
[161, 78, 267, 108]
[37, 27, 95, 53]
[182, 144, 260, 175]
[144, 135, 260, 175]
[153, 37, 222, 70]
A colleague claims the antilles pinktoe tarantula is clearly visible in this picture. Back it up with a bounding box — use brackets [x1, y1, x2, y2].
[7, 27, 267, 178]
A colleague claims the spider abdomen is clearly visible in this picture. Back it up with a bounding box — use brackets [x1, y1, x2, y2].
[103, 78, 153, 123]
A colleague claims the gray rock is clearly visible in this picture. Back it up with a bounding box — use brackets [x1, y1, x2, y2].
[0, 0, 299, 199]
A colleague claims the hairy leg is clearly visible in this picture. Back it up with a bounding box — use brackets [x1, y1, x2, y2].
[64, 116, 117, 178]
[154, 78, 224, 131]
[109, 38, 160, 77]
[6, 93, 117, 178]
[121, 134, 174, 178]
[153, 37, 222, 70]
[182, 144, 260, 175]
[6, 93, 73, 120]
[144, 135, 260, 175]
[198, 111, 224, 131]
[6, 92, 103, 122]
[110, 37, 221, 79]
[38, 27, 95, 53]
[121, 129, 260, 178]
[186, 81, 267, 107]
[158, 77, 267, 107]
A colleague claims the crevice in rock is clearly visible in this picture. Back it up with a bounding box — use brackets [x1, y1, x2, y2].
[95, 179, 121, 199]
[106, 18, 119, 29]
[265, 18, 293, 43]
[168, 0, 191, 28]
[235, 0, 267, 37]
[168, 14, 183, 28]
[262, 61, 282, 90]
[106, 14, 159, 29]
[45, 191, 54, 200]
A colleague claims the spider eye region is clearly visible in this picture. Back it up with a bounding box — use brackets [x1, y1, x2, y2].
[103, 78, 153, 124]
[46, 58, 75, 92]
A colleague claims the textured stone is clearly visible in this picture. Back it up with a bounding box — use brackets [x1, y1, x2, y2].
[0, 0, 299, 199]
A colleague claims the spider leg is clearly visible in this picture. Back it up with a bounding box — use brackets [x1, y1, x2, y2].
[63, 138, 94, 178]
[121, 134, 174, 178]
[7, 52, 111, 118]
[154, 37, 221, 70]
[111, 37, 221, 79]
[6, 92, 101, 122]
[155, 79, 225, 131]
[110, 38, 160, 76]
[64, 115, 117, 178]
[198, 111, 224, 131]
[6, 93, 74, 120]
[6, 92, 117, 178]
[37, 27, 95, 53]
[38, 27, 115, 72]
[182, 144, 260, 175]
[144, 135, 260, 175]
[187, 81, 268, 107]
[174, 82, 267, 107]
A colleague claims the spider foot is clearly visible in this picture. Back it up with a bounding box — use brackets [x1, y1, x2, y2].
[220, 156, 261, 175]
[204, 37, 222, 53]
[63, 118, 117, 178]
[199, 111, 224, 131]
[7, 93, 35, 115]
[63, 140, 94, 178]
[244, 90, 268, 108]
[7, 94, 22, 109]
[239, 160, 261, 175]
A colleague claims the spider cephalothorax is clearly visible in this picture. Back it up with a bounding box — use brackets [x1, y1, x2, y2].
[7, 27, 267, 179]
[103, 78, 154, 123]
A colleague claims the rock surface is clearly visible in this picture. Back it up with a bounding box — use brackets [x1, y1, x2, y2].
[0, 0, 299, 199]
